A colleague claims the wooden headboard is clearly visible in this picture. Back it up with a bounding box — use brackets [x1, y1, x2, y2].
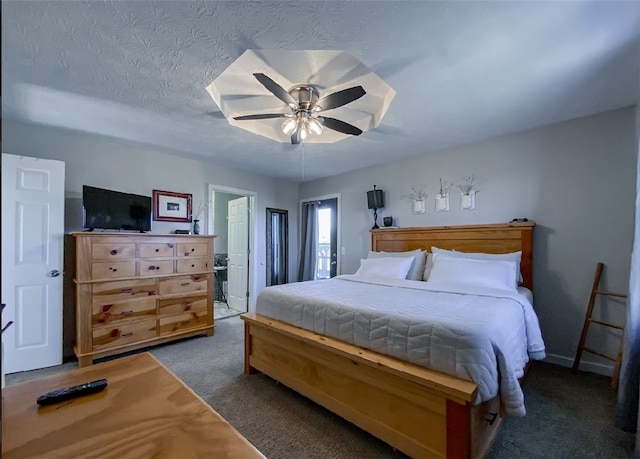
[371, 222, 535, 289]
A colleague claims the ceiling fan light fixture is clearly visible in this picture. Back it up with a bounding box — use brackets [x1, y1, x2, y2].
[308, 117, 323, 136]
[282, 118, 297, 135]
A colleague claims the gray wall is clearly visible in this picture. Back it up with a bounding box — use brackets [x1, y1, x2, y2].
[300, 106, 637, 375]
[2, 120, 300, 356]
[4, 107, 636, 373]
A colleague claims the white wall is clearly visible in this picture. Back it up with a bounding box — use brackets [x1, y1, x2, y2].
[300, 106, 638, 375]
[2, 120, 300, 355]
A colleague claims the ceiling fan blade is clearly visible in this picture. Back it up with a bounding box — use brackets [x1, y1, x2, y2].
[233, 113, 288, 120]
[321, 117, 363, 136]
[314, 86, 366, 112]
[253, 73, 297, 107]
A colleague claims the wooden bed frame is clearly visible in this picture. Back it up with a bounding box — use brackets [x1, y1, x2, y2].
[242, 222, 535, 458]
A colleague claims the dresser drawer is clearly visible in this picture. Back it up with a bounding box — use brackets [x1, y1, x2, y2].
[158, 311, 208, 336]
[92, 319, 157, 351]
[177, 259, 210, 273]
[92, 243, 136, 260]
[92, 279, 157, 303]
[158, 275, 208, 295]
[92, 298, 157, 326]
[177, 243, 208, 258]
[139, 260, 174, 276]
[158, 295, 208, 317]
[139, 243, 175, 258]
[92, 261, 136, 280]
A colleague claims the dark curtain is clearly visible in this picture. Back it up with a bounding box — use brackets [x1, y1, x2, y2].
[297, 201, 319, 282]
[615, 130, 640, 449]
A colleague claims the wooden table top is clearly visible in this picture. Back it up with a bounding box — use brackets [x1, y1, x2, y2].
[1, 352, 264, 459]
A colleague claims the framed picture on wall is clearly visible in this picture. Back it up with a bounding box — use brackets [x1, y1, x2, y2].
[153, 190, 192, 222]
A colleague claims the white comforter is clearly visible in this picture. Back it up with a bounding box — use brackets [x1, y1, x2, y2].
[255, 275, 546, 416]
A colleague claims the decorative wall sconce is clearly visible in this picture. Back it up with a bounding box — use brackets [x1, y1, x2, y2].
[456, 175, 478, 211]
[460, 191, 476, 210]
[435, 179, 451, 213]
[403, 185, 427, 215]
[412, 199, 426, 214]
[367, 184, 385, 229]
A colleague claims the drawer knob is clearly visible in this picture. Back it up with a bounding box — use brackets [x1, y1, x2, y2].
[155, 248, 159, 252]
[122, 332, 133, 337]
[181, 320, 190, 325]
[110, 249, 118, 256]
[485, 412, 498, 426]
[191, 248, 195, 252]
[121, 310, 133, 316]
[148, 265, 156, 271]
[120, 288, 133, 293]
[180, 282, 190, 286]
[191, 264, 195, 268]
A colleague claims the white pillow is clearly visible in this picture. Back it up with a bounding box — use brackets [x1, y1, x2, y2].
[425, 253, 518, 292]
[367, 249, 427, 281]
[430, 246, 523, 284]
[354, 256, 415, 280]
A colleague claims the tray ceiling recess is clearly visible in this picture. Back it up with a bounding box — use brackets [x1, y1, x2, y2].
[206, 50, 396, 144]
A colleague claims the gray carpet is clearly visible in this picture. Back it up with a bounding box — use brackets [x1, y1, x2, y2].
[214, 300, 243, 320]
[6, 316, 636, 458]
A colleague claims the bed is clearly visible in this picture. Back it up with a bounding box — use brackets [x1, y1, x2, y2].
[241, 222, 540, 458]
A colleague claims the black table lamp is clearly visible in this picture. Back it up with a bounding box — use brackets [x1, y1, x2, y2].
[367, 185, 385, 229]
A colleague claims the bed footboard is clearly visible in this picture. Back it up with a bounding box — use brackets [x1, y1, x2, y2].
[242, 313, 503, 458]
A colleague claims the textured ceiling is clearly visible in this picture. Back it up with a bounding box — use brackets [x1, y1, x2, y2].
[2, 1, 639, 182]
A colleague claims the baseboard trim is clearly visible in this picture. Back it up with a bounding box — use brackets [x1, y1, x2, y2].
[544, 353, 614, 377]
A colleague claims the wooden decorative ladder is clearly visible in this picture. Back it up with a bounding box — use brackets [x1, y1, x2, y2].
[572, 262, 627, 389]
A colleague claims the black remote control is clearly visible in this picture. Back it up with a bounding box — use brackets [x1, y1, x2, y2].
[36, 379, 108, 406]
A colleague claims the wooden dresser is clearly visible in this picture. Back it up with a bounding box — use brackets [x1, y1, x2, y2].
[71, 233, 215, 367]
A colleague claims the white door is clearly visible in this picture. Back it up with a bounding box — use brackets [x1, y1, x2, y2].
[227, 197, 249, 311]
[1, 154, 65, 373]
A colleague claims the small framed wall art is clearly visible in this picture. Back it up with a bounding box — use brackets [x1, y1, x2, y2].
[153, 190, 193, 222]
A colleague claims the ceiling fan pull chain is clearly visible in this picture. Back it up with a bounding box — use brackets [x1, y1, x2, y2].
[301, 143, 305, 182]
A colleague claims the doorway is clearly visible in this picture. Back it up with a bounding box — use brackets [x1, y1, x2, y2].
[316, 198, 338, 279]
[206, 184, 255, 320]
[299, 194, 340, 281]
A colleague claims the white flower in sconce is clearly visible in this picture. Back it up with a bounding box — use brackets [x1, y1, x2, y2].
[435, 178, 451, 212]
[456, 175, 478, 210]
[402, 185, 428, 214]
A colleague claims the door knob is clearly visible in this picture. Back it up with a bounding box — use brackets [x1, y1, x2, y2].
[49, 270, 60, 277]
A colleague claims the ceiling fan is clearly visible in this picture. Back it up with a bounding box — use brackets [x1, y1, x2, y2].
[233, 73, 366, 144]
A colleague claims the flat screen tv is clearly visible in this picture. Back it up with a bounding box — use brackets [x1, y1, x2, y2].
[83, 185, 152, 232]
